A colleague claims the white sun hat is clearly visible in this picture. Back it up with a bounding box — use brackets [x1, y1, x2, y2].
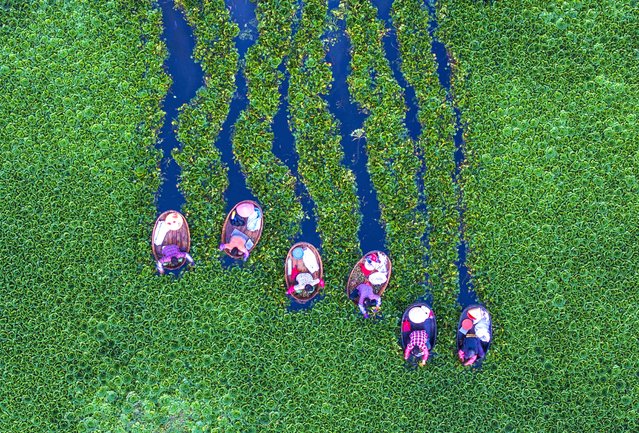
[368, 271, 387, 285]
[408, 305, 431, 324]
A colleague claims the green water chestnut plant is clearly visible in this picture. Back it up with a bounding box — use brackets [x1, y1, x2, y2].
[0, 1, 168, 429]
[438, 0, 639, 429]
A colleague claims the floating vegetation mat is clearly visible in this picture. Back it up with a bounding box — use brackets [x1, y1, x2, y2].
[1, 0, 637, 431]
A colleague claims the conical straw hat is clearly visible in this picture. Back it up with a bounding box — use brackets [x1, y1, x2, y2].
[368, 272, 387, 285]
[236, 202, 255, 218]
[408, 306, 430, 324]
[165, 212, 184, 231]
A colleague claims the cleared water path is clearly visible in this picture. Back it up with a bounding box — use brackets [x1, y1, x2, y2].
[273, 60, 322, 248]
[156, 0, 204, 212]
[426, 0, 478, 306]
[373, 0, 432, 304]
[281, 1, 323, 311]
[371, 0, 422, 141]
[324, 0, 386, 254]
[216, 0, 259, 208]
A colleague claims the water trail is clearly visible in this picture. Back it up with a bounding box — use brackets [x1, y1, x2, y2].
[273, 61, 322, 249]
[213, 0, 260, 268]
[216, 0, 259, 209]
[156, 0, 204, 212]
[426, 0, 478, 307]
[370, 0, 422, 141]
[323, 0, 386, 254]
[372, 0, 433, 304]
[272, 0, 321, 249]
[279, 0, 324, 312]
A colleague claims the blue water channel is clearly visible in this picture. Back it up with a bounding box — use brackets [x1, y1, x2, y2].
[217, 0, 259, 208]
[212, 0, 260, 269]
[279, 1, 324, 312]
[324, 0, 386, 254]
[371, 0, 433, 304]
[371, 0, 422, 141]
[273, 61, 323, 248]
[426, 0, 478, 307]
[155, 0, 204, 213]
[272, 2, 322, 250]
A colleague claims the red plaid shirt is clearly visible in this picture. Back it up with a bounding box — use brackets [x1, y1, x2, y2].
[406, 330, 430, 354]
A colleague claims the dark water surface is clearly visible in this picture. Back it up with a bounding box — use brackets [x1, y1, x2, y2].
[156, 0, 204, 213]
[273, 60, 322, 249]
[324, 0, 386, 254]
[426, 0, 478, 307]
[215, 0, 260, 269]
[371, 0, 432, 302]
[272, 0, 321, 250]
[281, 1, 323, 311]
[217, 0, 259, 209]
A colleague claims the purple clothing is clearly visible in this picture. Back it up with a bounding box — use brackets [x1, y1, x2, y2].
[356, 283, 381, 317]
[461, 336, 485, 360]
[160, 244, 187, 263]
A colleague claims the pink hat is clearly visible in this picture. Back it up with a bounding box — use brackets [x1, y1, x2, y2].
[236, 202, 256, 218]
[461, 319, 473, 331]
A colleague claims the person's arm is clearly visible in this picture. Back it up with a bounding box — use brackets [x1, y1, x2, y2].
[420, 347, 430, 366]
[184, 253, 194, 265]
[357, 290, 370, 318]
[370, 294, 381, 311]
[238, 244, 250, 260]
[404, 341, 415, 360]
[358, 300, 369, 318]
[477, 343, 485, 360]
[458, 349, 465, 361]
[156, 261, 165, 275]
[464, 355, 478, 366]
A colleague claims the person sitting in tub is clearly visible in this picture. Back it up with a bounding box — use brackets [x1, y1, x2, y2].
[219, 232, 250, 261]
[354, 282, 381, 318]
[458, 306, 490, 366]
[458, 336, 485, 366]
[404, 329, 431, 367]
[156, 244, 194, 275]
[287, 271, 324, 296]
[402, 305, 434, 366]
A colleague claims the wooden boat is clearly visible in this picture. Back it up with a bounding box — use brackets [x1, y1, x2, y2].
[151, 210, 191, 271]
[346, 251, 392, 312]
[401, 302, 437, 360]
[220, 200, 264, 260]
[285, 242, 323, 303]
[456, 304, 492, 361]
